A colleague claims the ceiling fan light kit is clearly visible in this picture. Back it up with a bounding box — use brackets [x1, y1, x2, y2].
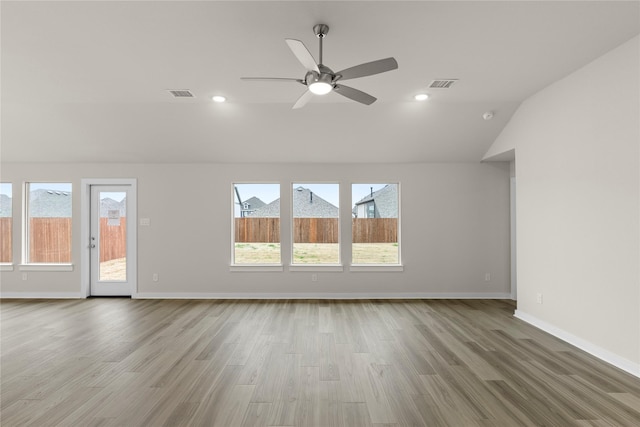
[241, 24, 398, 109]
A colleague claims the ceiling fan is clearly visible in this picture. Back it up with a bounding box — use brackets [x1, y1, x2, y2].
[241, 24, 398, 109]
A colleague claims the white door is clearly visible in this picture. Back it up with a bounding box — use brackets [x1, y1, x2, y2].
[90, 185, 133, 296]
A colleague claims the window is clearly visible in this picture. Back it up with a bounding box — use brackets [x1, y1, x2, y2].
[25, 182, 72, 263]
[352, 184, 400, 264]
[292, 183, 339, 265]
[233, 183, 280, 264]
[0, 183, 12, 263]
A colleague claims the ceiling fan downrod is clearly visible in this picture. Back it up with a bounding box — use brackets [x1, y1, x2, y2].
[313, 24, 329, 65]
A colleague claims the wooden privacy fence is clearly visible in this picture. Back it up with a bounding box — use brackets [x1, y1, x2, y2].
[0, 218, 11, 262]
[99, 217, 127, 262]
[235, 218, 280, 243]
[352, 218, 398, 243]
[293, 218, 339, 244]
[29, 218, 72, 263]
[235, 217, 397, 243]
[1, 218, 127, 263]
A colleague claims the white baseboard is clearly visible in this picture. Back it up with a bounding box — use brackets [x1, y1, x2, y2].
[134, 292, 512, 300]
[514, 309, 640, 379]
[0, 292, 85, 299]
[0, 291, 512, 300]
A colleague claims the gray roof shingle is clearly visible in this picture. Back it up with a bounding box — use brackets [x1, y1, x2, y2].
[249, 187, 338, 218]
[0, 194, 12, 218]
[354, 184, 398, 218]
[29, 189, 72, 217]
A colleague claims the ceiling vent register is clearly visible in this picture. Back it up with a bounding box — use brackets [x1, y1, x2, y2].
[168, 90, 194, 98]
[429, 79, 458, 89]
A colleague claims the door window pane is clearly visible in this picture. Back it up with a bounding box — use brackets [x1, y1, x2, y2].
[292, 183, 339, 264]
[26, 183, 72, 263]
[99, 191, 127, 281]
[352, 184, 399, 264]
[0, 183, 12, 263]
[233, 183, 280, 264]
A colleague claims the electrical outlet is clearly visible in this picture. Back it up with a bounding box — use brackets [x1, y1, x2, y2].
[152, 273, 159, 282]
[311, 274, 318, 282]
[484, 273, 491, 282]
[536, 293, 543, 304]
[21, 273, 28, 281]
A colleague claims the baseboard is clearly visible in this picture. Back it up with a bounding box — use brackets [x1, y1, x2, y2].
[0, 291, 512, 300]
[134, 292, 512, 300]
[0, 292, 85, 299]
[514, 309, 640, 379]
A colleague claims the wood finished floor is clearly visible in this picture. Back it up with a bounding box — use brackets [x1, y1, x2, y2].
[2, 299, 640, 426]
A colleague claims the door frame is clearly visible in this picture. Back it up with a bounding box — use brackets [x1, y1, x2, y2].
[510, 176, 517, 301]
[81, 178, 137, 298]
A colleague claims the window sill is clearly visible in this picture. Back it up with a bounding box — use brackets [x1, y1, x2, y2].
[0, 264, 14, 272]
[349, 264, 404, 272]
[230, 264, 284, 272]
[19, 264, 74, 272]
[289, 264, 344, 272]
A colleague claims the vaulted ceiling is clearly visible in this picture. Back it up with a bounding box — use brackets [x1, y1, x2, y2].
[2, 1, 638, 164]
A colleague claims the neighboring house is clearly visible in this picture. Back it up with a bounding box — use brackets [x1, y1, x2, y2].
[237, 196, 266, 217]
[100, 197, 126, 217]
[249, 187, 338, 218]
[353, 184, 398, 218]
[0, 194, 11, 217]
[28, 189, 72, 217]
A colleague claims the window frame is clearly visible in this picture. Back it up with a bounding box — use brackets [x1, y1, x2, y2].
[289, 182, 342, 270]
[0, 183, 14, 270]
[21, 182, 74, 270]
[350, 182, 403, 271]
[230, 182, 283, 271]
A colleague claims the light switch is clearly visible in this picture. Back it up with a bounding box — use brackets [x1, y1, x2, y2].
[140, 218, 150, 226]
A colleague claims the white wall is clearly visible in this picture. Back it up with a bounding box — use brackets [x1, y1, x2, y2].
[0, 162, 510, 298]
[500, 36, 639, 374]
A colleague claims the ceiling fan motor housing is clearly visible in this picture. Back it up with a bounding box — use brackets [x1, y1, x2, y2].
[305, 70, 334, 94]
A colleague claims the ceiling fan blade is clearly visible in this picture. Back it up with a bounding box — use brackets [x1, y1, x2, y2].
[285, 39, 319, 72]
[292, 90, 314, 109]
[333, 84, 377, 105]
[241, 77, 304, 84]
[336, 57, 398, 81]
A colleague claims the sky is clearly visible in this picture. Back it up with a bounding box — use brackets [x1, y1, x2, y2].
[100, 192, 127, 203]
[0, 183, 11, 198]
[28, 182, 72, 192]
[233, 183, 391, 216]
[0, 182, 77, 198]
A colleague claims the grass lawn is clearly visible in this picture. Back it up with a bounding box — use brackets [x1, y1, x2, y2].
[234, 243, 398, 264]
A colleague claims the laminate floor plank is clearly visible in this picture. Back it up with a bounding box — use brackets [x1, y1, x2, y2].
[2, 298, 639, 426]
[241, 402, 271, 427]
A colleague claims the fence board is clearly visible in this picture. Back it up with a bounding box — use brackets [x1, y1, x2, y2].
[293, 218, 339, 243]
[0, 218, 12, 262]
[235, 218, 280, 243]
[29, 218, 72, 263]
[353, 218, 398, 243]
[234, 217, 397, 243]
[99, 217, 127, 262]
[25, 217, 127, 263]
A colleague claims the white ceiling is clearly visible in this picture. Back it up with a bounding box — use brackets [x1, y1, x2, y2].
[2, 1, 638, 164]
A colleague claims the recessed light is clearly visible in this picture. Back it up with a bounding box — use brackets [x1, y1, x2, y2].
[212, 95, 226, 103]
[414, 93, 429, 101]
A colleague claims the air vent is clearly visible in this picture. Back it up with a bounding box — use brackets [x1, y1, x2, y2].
[429, 79, 458, 89]
[168, 90, 194, 98]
